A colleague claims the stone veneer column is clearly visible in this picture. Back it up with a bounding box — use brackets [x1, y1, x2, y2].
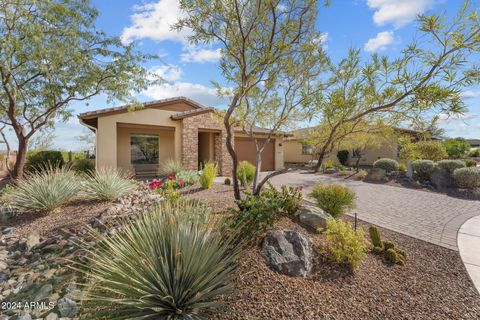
[181, 118, 199, 171]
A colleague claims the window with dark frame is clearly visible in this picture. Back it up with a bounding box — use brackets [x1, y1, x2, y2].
[130, 133, 159, 164]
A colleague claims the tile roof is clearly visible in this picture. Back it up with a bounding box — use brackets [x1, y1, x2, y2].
[170, 107, 215, 119]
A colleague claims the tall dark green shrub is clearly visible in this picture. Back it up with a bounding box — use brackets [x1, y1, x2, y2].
[337, 150, 349, 166]
[26, 151, 65, 172]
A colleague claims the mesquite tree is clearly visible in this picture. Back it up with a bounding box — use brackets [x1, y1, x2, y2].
[309, 2, 480, 171]
[176, 0, 324, 199]
[0, 0, 156, 179]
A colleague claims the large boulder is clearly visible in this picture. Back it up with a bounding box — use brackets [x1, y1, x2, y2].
[430, 168, 452, 189]
[365, 168, 386, 182]
[261, 230, 313, 277]
[298, 205, 332, 230]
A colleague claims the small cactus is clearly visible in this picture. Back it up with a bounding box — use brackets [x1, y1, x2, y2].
[372, 246, 384, 255]
[369, 226, 383, 248]
[385, 248, 397, 264]
[383, 241, 395, 251]
[224, 177, 231, 186]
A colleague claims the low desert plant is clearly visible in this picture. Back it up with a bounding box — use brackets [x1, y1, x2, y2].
[224, 177, 231, 185]
[236, 160, 255, 187]
[176, 169, 199, 185]
[369, 226, 383, 248]
[309, 184, 356, 218]
[323, 160, 346, 171]
[161, 158, 184, 175]
[400, 140, 448, 161]
[464, 159, 477, 167]
[79, 201, 238, 319]
[373, 158, 399, 172]
[453, 167, 480, 189]
[324, 219, 367, 270]
[26, 150, 65, 172]
[72, 158, 95, 173]
[443, 138, 470, 159]
[437, 159, 466, 172]
[199, 161, 217, 189]
[368, 226, 407, 266]
[355, 169, 368, 180]
[3, 165, 79, 213]
[82, 168, 135, 201]
[411, 160, 435, 179]
[231, 192, 283, 241]
[398, 163, 407, 172]
[261, 183, 303, 216]
[468, 148, 480, 157]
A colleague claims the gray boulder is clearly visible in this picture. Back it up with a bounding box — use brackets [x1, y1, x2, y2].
[430, 168, 452, 189]
[58, 296, 78, 318]
[365, 168, 386, 182]
[261, 230, 313, 277]
[298, 205, 332, 230]
[33, 283, 53, 302]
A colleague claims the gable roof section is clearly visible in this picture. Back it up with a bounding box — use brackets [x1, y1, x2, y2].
[78, 96, 207, 120]
[170, 107, 215, 120]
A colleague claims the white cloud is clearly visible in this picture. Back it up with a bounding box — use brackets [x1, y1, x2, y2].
[367, 0, 435, 27]
[364, 31, 396, 52]
[120, 0, 189, 44]
[461, 90, 480, 99]
[150, 65, 182, 81]
[313, 32, 329, 49]
[180, 47, 222, 63]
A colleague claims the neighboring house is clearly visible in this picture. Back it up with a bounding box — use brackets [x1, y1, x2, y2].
[78, 97, 286, 176]
[466, 139, 480, 149]
[284, 127, 423, 166]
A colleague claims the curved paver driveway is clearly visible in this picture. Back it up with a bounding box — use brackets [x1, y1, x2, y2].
[270, 171, 480, 250]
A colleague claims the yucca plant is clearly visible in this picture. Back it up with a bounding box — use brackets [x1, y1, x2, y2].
[78, 200, 239, 319]
[82, 167, 135, 201]
[2, 164, 79, 213]
[161, 158, 184, 175]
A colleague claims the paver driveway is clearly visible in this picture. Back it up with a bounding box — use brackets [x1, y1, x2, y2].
[270, 171, 480, 250]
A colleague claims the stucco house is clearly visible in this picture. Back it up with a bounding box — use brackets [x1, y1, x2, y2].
[78, 97, 286, 176]
[284, 127, 424, 166]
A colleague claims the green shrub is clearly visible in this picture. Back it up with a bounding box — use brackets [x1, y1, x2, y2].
[26, 150, 65, 172]
[464, 159, 477, 167]
[224, 177, 231, 185]
[369, 226, 383, 248]
[399, 163, 407, 172]
[176, 170, 199, 185]
[443, 138, 471, 159]
[453, 167, 480, 189]
[373, 158, 399, 172]
[324, 219, 367, 270]
[82, 168, 135, 201]
[469, 148, 480, 157]
[337, 150, 349, 166]
[3, 165, 79, 213]
[236, 161, 255, 187]
[261, 183, 303, 216]
[309, 184, 356, 218]
[437, 159, 466, 173]
[231, 192, 283, 241]
[161, 158, 184, 175]
[355, 169, 368, 180]
[323, 160, 346, 170]
[199, 161, 217, 189]
[411, 160, 435, 179]
[400, 140, 448, 161]
[80, 201, 238, 319]
[72, 158, 95, 173]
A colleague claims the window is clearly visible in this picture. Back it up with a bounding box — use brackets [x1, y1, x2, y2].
[302, 144, 313, 155]
[130, 133, 159, 164]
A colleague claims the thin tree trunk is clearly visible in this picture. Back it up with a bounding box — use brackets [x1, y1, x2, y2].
[224, 95, 241, 200]
[13, 136, 28, 180]
[314, 148, 327, 172]
[252, 150, 262, 195]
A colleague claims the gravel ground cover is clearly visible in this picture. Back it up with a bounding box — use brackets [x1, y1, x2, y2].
[209, 215, 480, 320]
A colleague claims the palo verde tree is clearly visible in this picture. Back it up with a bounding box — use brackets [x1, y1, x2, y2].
[309, 1, 480, 171]
[0, 0, 157, 179]
[176, 0, 324, 199]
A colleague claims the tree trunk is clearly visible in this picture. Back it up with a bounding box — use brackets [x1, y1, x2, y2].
[13, 137, 28, 180]
[224, 95, 241, 200]
[355, 157, 361, 172]
[313, 148, 327, 172]
[252, 150, 262, 195]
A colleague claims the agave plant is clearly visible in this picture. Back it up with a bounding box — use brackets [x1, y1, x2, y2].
[3, 164, 79, 213]
[82, 167, 135, 201]
[78, 200, 238, 319]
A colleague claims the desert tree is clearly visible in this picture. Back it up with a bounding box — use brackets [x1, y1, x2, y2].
[176, 0, 325, 199]
[308, 1, 479, 171]
[0, 0, 158, 179]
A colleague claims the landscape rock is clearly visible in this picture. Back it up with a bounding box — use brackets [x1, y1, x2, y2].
[57, 296, 78, 317]
[261, 229, 313, 277]
[430, 168, 452, 189]
[0, 206, 16, 222]
[298, 205, 332, 230]
[324, 168, 338, 174]
[45, 312, 59, 320]
[365, 168, 386, 182]
[26, 232, 40, 251]
[33, 283, 53, 302]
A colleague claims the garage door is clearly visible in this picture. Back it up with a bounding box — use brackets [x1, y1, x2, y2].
[234, 137, 275, 171]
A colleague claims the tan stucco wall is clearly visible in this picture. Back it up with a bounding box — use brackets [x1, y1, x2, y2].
[284, 139, 400, 165]
[96, 108, 181, 169]
[117, 127, 175, 171]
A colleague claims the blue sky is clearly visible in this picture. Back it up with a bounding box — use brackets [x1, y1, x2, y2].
[35, 0, 480, 150]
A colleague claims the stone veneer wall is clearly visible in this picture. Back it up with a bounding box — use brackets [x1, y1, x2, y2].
[181, 112, 233, 176]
